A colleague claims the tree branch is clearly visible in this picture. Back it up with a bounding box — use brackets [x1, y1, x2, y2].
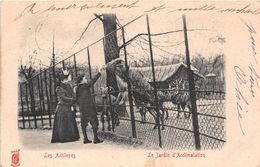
[94, 13, 103, 22]
[20, 65, 29, 80]
[69, 17, 98, 51]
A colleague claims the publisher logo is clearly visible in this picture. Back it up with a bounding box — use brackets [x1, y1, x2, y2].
[11, 149, 20, 167]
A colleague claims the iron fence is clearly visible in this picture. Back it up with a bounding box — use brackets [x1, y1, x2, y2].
[18, 14, 225, 150]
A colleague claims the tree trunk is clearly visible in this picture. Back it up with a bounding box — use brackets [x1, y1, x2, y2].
[102, 14, 119, 96]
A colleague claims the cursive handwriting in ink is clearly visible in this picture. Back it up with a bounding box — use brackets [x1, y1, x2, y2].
[144, 4, 168, 12]
[234, 20, 259, 135]
[168, 4, 218, 13]
[14, 3, 40, 21]
[14, 1, 139, 21]
[14, 2, 260, 21]
[234, 66, 249, 106]
[248, 63, 260, 97]
[145, 3, 260, 15]
[234, 66, 248, 135]
[241, 19, 257, 63]
[40, 3, 77, 14]
[219, 4, 260, 15]
[242, 20, 259, 98]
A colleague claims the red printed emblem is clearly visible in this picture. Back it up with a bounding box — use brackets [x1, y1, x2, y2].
[11, 149, 20, 167]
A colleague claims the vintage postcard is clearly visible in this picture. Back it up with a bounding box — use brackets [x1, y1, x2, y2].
[1, 0, 260, 166]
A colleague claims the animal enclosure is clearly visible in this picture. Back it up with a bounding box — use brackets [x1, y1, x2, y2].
[18, 14, 225, 150]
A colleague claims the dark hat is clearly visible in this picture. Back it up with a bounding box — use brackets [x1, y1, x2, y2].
[56, 70, 70, 81]
[75, 74, 85, 84]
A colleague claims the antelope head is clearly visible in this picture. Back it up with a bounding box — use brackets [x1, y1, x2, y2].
[106, 58, 126, 75]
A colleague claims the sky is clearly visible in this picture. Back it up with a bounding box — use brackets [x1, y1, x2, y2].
[17, 8, 225, 69]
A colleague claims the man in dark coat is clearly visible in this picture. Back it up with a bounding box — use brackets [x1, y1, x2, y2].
[75, 68, 105, 144]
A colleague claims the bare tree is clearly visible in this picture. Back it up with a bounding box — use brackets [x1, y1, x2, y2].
[95, 14, 120, 96]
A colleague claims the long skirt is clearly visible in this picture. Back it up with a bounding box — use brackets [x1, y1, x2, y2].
[51, 104, 80, 143]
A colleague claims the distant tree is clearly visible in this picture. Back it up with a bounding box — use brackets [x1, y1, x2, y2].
[19, 51, 38, 116]
[191, 54, 225, 91]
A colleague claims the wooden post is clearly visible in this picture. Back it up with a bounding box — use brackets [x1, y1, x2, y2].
[182, 14, 201, 150]
[146, 14, 162, 148]
[122, 27, 137, 138]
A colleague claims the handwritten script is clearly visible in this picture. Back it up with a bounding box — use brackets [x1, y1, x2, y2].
[234, 20, 259, 135]
[14, 1, 139, 21]
[14, 2, 260, 21]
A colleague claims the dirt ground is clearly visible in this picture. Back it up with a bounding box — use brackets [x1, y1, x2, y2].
[19, 125, 150, 150]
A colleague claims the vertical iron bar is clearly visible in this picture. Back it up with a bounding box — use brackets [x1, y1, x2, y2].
[87, 47, 92, 79]
[40, 71, 46, 125]
[49, 71, 53, 112]
[62, 60, 65, 70]
[73, 54, 78, 77]
[182, 14, 201, 150]
[44, 71, 52, 127]
[122, 27, 137, 138]
[19, 83, 25, 128]
[29, 79, 37, 128]
[52, 53, 57, 106]
[87, 47, 95, 94]
[146, 14, 162, 148]
[37, 75, 44, 127]
[25, 83, 31, 128]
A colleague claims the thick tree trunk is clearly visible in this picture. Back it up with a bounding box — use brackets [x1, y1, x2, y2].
[102, 14, 119, 96]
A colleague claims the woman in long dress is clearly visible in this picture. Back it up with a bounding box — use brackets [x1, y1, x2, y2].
[51, 70, 80, 143]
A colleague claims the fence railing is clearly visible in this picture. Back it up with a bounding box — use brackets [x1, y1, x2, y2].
[18, 14, 225, 150]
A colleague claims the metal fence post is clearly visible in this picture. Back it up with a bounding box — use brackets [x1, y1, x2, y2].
[146, 14, 162, 148]
[62, 60, 65, 70]
[19, 83, 25, 128]
[122, 27, 137, 138]
[28, 79, 37, 128]
[44, 70, 52, 127]
[37, 75, 44, 127]
[39, 71, 46, 123]
[182, 14, 201, 150]
[87, 47, 95, 94]
[52, 53, 57, 106]
[25, 83, 31, 128]
[49, 71, 53, 111]
[73, 54, 78, 77]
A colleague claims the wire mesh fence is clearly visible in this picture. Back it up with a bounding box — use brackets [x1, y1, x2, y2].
[18, 14, 225, 150]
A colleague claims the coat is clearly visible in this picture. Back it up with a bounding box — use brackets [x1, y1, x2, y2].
[76, 73, 101, 119]
[51, 82, 80, 143]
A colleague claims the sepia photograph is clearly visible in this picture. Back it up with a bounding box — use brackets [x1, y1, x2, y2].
[17, 13, 225, 150]
[1, 1, 260, 167]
